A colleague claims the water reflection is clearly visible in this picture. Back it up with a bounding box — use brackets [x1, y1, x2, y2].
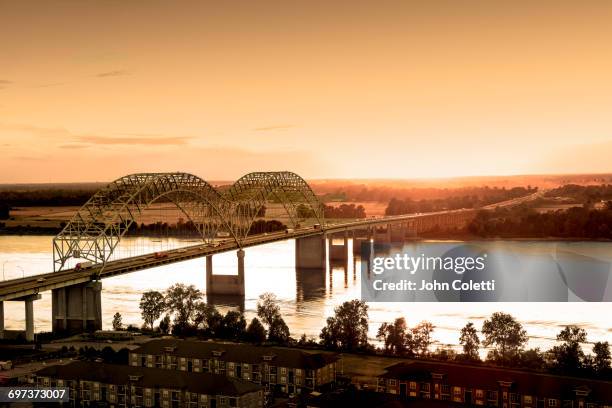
[0, 236, 610, 354]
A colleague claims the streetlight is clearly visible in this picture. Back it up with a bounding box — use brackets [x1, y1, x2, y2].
[2, 260, 7, 280]
[16, 265, 25, 278]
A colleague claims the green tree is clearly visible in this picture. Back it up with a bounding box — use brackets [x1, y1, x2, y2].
[139, 290, 165, 330]
[112, 312, 123, 331]
[481, 312, 527, 365]
[459, 322, 480, 361]
[411, 321, 434, 357]
[320, 300, 369, 351]
[164, 283, 202, 327]
[592, 341, 611, 374]
[245, 318, 267, 344]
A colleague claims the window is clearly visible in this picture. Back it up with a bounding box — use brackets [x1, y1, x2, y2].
[421, 383, 430, 392]
[409, 382, 417, 390]
[389, 379, 397, 386]
[549, 400, 558, 407]
[453, 387, 462, 396]
[476, 389, 484, 399]
[525, 396, 533, 405]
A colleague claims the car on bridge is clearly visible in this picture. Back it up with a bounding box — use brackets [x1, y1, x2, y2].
[75, 261, 93, 270]
[152, 252, 168, 259]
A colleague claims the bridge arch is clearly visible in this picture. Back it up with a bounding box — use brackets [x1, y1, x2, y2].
[52, 172, 234, 272]
[53, 171, 325, 272]
[225, 171, 325, 238]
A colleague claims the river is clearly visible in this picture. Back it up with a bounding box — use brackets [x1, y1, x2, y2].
[1, 236, 610, 355]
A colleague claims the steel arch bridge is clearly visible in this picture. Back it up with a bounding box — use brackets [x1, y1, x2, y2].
[52, 171, 325, 272]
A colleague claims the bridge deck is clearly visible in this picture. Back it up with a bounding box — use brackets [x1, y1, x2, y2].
[0, 191, 540, 301]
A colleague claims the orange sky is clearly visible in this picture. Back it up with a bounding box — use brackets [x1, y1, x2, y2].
[1, 1, 612, 183]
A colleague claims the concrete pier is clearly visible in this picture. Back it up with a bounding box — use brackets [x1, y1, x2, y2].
[205, 250, 245, 296]
[295, 234, 327, 270]
[0, 301, 3, 339]
[52, 281, 102, 334]
[329, 232, 349, 262]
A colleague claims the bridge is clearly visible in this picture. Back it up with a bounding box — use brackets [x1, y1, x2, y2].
[0, 172, 539, 340]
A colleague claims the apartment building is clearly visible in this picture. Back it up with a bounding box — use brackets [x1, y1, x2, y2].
[35, 361, 263, 408]
[129, 339, 339, 395]
[377, 361, 612, 408]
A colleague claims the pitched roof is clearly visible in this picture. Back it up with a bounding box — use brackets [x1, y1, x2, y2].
[36, 361, 261, 397]
[380, 360, 612, 402]
[131, 339, 339, 369]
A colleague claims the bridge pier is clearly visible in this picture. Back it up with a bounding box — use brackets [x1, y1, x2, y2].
[295, 234, 327, 270]
[52, 281, 102, 334]
[329, 231, 349, 262]
[0, 301, 3, 339]
[205, 250, 245, 296]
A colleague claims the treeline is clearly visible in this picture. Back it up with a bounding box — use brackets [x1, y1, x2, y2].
[385, 186, 537, 215]
[133, 289, 610, 380]
[376, 312, 611, 379]
[545, 184, 612, 202]
[324, 204, 366, 218]
[468, 205, 612, 238]
[134, 286, 291, 344]
[315, 184, 537, 204]
[125, 219, 286, 237]
[0, 189, 95, 207]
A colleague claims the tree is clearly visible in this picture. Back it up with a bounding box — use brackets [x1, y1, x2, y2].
[245, 318, 267, 343]
[459, 322, 480, 361]
[268, 316, 291, 344]
[592, 341, 611, 374]
[319, 300, 369, 351]
[164, 283, 202, 327]
[219, 311, 247, 340]
[481, 312, 527, 365]
[411, 321, 434, 357]
[548, 325, 587, 374]
[159, 314, 171, 334]
[193, 302, 222, 335]
[139, 291, 165, 330]
[256, 293, 281, 327]
[519, 348, 545, 370]
[112, 312, 123, 331]
[377, 317, 410, 355]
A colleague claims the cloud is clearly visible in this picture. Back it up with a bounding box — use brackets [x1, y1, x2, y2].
[0, 122, 192, 147]
[77, 135, 191, 146]
[253, 124, 296, 132]
[32, 82, 67, 88]
[59, 144, 89, 149]
[95, 70, 130, 78]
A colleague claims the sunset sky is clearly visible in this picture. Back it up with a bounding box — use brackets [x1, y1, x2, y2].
[1, 1, 612, 183]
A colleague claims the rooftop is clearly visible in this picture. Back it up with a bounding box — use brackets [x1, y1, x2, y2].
[36, 361, 261, 396]
[380, 360, 612, 401]
[131, 339, 339, 369]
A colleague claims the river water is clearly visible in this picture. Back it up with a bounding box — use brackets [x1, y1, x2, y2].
[1, 236, 610, 354]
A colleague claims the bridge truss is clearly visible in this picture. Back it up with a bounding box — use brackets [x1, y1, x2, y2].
[52, 171, 325, 272]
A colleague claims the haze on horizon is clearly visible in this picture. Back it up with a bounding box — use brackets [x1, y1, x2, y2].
[1, 1, 612, 183]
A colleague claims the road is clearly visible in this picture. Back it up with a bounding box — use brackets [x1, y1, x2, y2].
[0, 191, 540, 301]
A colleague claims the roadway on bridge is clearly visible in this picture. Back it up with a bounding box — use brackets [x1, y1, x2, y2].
[0, 191, 540, 301]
